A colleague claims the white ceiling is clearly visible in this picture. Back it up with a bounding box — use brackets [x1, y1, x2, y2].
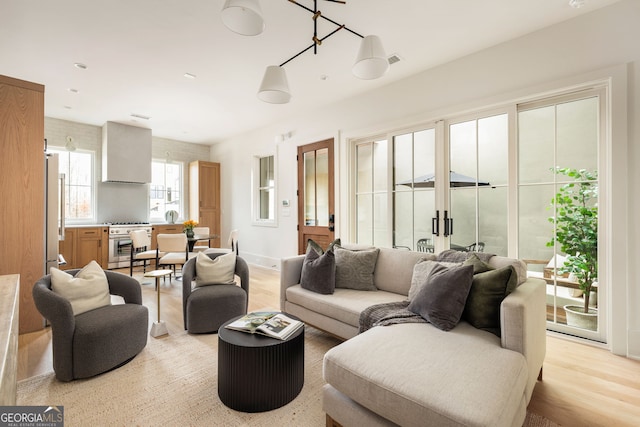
[0, 0, 620, 144]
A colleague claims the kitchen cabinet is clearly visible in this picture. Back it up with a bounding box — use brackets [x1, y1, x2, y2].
[0, 75, 45, 334]
[58, 227, 109, 270]
[189, 161, 221, 248]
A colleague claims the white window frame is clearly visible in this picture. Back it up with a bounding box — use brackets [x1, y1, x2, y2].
[252, 153, 277, 227]
[49, 147, 96, 225]
[149, 159, 185, 222]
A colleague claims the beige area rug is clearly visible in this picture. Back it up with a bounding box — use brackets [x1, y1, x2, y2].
[18, 326, 557, 427]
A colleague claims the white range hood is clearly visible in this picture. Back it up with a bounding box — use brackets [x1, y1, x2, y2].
[102, 121, 152, 184]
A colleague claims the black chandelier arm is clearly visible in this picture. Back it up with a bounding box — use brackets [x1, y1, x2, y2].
[287, 0, 364, 39]
[279, 24, 345, 67]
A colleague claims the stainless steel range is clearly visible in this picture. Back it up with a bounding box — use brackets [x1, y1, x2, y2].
[107, 222, 152, 269]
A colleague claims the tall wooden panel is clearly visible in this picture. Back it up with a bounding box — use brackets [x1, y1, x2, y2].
[189, 161, 221, 248]
[0, 75, 45, 333]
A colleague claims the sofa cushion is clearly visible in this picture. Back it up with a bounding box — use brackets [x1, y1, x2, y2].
[300, 247, 335, 294]
[286, 285, 406, 327]
[323, 322, 528, 427]
[335, 247, 379, 291]
[195, 252, 236, 287]
[408, 263, 474, 331]
[463, 264, 518, 337]
[50, 260, 111, 316]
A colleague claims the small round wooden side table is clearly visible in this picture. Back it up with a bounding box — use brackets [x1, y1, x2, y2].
[217, 313, 305, 412]
[144, 269, 172, 338]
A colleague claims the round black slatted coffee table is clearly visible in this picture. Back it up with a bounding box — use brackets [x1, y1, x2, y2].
[217, 313, 305, 412]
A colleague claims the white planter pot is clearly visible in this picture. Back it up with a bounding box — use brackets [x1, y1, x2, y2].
[563, 305, 598, 331]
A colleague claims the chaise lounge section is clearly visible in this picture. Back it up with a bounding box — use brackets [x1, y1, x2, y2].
[281, 247, 546, 427]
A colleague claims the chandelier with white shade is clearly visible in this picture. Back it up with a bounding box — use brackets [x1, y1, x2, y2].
[221, 0, 390, 104]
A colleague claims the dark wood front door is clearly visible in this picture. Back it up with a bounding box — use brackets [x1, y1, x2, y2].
[297, 139, 335, 254]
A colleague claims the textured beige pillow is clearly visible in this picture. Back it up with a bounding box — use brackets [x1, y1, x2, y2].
[50, 260, 111, 315]
[195, 252, 236, 287]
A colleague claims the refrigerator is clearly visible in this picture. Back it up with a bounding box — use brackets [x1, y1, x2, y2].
[45, 151, 66, 273]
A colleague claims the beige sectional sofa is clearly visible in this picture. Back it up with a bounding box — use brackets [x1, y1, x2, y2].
[280, 247, 546, 427]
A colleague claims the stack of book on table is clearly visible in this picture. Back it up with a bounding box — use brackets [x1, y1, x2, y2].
[225, 311, 304, 340]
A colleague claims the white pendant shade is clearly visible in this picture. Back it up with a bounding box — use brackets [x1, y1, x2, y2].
[258, 66, 291, 104]
[221, 0, 265, 36]
[352, 35, 389, 80]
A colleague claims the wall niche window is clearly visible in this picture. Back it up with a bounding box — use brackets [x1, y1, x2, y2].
[253, 154, 276, 226]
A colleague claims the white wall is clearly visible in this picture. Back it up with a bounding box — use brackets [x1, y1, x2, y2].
[210, 0, 640, 358]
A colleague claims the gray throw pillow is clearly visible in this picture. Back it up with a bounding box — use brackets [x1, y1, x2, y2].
[334, 247, 379, 291]
[408, 263, 474, 331]
[300, 248, 335, 294]
[463, 265, 517, 337]
[436, 249, 494, 264]
[408, 260, 460, 301]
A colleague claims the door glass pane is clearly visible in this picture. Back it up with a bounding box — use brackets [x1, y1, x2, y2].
[373, 140, 388, 192]
[357, 144, 372, 193]
[316, 148, 329, 227]
[519, 106, 555, 184]
[373, 193, 390, 247]
[357, 194, 372, 245]
[449, 114, 507, 253]
[393, 133, 413, 188]
[304, 151, 316, 226]
[394, 191, 413, 248]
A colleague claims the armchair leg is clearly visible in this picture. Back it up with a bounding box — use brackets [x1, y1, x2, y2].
[538, 366, 543, 381]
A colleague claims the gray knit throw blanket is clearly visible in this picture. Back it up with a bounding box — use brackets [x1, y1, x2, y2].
[359, 301, 426, 333]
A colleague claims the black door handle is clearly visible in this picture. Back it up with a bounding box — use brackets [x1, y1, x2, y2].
[432, 210, 440, 236]
[444, 211, 450, 237]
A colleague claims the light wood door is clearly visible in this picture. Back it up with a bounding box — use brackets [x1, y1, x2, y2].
[297, 139, 335, 254]
[189, 161, 221, 248]
[0, 75, 45, 333]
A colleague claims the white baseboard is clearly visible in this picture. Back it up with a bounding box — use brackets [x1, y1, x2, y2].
[240, 251, 281, 271]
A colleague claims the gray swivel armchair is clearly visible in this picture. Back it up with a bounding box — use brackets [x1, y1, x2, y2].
[33, 269, 149, 382]
[181, 252, 249, 334]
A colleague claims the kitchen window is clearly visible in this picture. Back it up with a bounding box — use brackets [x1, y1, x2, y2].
[252, 154, 276, 226]
[49, 148, 95, 222]
[150, 160, 183, 221]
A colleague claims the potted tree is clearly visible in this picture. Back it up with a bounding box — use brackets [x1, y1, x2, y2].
[547, 168, 598, 331]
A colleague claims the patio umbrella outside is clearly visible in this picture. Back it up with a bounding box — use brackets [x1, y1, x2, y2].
[396, 171, 491, 188]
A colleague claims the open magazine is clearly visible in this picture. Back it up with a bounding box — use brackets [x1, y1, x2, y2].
[225, 311, 304, 340]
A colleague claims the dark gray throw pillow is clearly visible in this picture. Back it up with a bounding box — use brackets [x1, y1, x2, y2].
[300, 248, 336, 294]
[334, 247, 379, 291]
[463, 253, 494, 274]
[462, 265, 517, 336]
[408, 263, 474, 331]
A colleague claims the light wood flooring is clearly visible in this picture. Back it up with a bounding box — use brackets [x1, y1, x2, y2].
[18, 265, 640, 427]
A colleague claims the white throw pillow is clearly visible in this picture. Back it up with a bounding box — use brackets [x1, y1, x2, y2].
[195, 252, 236, 287]
[50, 260, 111, 315]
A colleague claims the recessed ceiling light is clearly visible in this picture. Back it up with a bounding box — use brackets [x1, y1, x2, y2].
[131, 113, 151, 120]
[184, 73, 196, 79]
[68, 88, 79, 93]
[320, 75, 328, 81]
[74, 62, 88, 70]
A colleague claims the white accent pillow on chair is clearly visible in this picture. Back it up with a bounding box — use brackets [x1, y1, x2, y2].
[50, 260, 111, 315]
[195, 252, 236, 287]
